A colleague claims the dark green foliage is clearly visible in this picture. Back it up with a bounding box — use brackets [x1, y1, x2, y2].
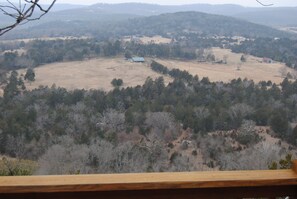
[240, 55, 246, 62]
[3, 71, 25, 101]
[103, 41, 122, 57]
[206, 53, 215, 62]
[269, 154, 293, 170]
[292, 126, 297, 144]
[111, 78, 124, 87]
[24, 68, 35, 82]
[269, 109, 289, 137]
[0, 158, 37, 176]
[124, 50, 133, 59]
[235, 121, 260, 146]
[151, 61, 169, 75]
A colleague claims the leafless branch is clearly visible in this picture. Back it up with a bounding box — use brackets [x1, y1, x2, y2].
[256, 0, 273, 6]
[0, 0, 56, 36]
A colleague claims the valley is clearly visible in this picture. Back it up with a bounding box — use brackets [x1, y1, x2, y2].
[0, 1, 297, 176]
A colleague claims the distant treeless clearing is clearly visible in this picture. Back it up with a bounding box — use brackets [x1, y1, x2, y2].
[139, 36, 172, 44]
[18, 58, 172, 91]
[155, 48, 295, 84]
[122, 35, 172, 44]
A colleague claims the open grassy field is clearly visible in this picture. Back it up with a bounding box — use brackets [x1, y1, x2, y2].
[155, 48, 295, 84]
[2, 47, 294, 95]
[139, 36, 172, 44]
[122, 35, 172, 44]
[18, 58, 172, 91]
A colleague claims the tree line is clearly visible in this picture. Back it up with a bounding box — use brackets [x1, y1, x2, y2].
[0, 39, 203, 72]
[231, 37, 297, 68]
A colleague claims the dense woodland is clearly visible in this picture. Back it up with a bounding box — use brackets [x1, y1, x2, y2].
[0, 60, 297, 175]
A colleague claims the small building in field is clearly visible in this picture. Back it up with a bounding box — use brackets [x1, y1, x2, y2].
[131, 57, 145, 63]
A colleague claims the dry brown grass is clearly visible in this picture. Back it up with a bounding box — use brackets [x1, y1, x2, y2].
[122, 35, 172, 44]
[139, 36, 172, 44]
[156, 48, 294, 84]
[4, 48, 295, 94]
[18, 58, 172, 91]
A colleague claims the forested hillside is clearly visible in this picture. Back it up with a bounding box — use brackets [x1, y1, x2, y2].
[0, 62, 296, 174]
[119, 12, 290, 38]
[1, 11, 291, 40]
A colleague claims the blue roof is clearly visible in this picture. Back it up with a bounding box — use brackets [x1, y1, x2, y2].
[132, 57, 145, 62]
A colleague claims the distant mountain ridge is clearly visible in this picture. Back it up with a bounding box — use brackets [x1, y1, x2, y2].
[1, 10, 291, 40]
[118, 11, 290, 38]
[1, 3, 296, 28]
[91, 3, 248, 16]
[73, 3, 297, 26]
[234, 8, 297, 26]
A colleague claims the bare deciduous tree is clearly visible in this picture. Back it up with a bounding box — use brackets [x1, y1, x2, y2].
[113, 142, 151, 173]
[0, 0, 56, 36]
[279, 66, 288, 78]
[145, 112, 178, 141]
[97, 109, 126, 133]
[88, 140, 115, 173]
[219, 142, 282, 170]
[228, 103, 254, 127]
[37, 136, 90, 175]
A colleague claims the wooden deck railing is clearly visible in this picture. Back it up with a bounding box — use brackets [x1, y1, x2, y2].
[1, 161, 297, 199]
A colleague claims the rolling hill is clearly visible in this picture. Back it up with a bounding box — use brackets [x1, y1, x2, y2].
[49, 3, 297, 26]
[118, 11, 290, 38]
[1, 10, 292, 40]
[42, 3, 297, 27]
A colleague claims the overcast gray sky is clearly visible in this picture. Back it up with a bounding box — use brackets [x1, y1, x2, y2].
[44, 0, 297, 7]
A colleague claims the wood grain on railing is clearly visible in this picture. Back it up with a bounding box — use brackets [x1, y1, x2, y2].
[1, 161, 297, 199]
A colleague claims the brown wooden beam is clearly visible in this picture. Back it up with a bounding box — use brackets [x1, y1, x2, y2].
[1, 170, 297, 194]
[0, 186, 296, 199]
[1, 161, 297, 198]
